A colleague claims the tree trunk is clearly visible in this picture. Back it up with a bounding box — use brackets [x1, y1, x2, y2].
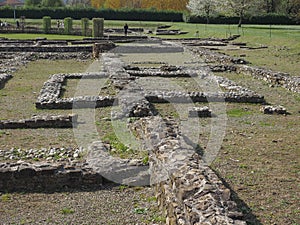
[238, 11, 243, 27]
[206, 16, 210, 25]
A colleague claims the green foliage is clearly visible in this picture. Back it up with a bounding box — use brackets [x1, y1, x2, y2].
[142, 155, 149, 165]
[41, 0, 64, 7]
[227, 108, 252, 117]
[186, 13, 295, 25]
[60, 207, 75, 214]
[118, 185, 128, 191]
[1, 193, 11, 202]
[24, 0, 42, 7]
[92, 17, 104, 37]
[133, 207, 148, 214]
[64, 17, 73, 34]
[42, 16, 51, 33]
[81, 17, 89, 36]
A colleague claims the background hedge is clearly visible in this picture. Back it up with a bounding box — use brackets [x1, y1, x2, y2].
[0, 7, 183, 22]
[63, 17, 72, 34]
[81, 17, 89, 36]
[0, 7, 297, 25]
[92, 18, 104, 37]
[42, 16, 51, 33]
[185, 14, 296, 25]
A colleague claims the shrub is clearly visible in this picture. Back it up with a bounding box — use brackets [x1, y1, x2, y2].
[81, 17, 89, 36]
[64, 17, 72, 34]
[92, 18, 104, 38]
[42, 16, 51, 33]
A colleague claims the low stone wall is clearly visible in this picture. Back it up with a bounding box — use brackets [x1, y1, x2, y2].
[0, 162, 103, 192]
[187, 46, 249, 65]
[129, 116, 246, 225]
[237, 65, 300, 94]
[111, 45, 184, 54]
[35, 72, 115, 109]
[145, 90, 264, 104]
[0, 45, 93, 52]
[125, 68, 198, 78]
[0, 41, 116, 53]
[188, 106, 212, 117]
[0, 73, 12, 88]
[0, 114, 77, 129]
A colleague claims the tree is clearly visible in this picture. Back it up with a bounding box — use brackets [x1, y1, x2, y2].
[41, 0, 64, 7]
[288, 0, 300, 20]
[91, 0, 105, 8]
[24, 0, 42, 7]
[187, 0, 217, 24]
[104, 0, 121, 9]
[221, 0, 261, 27]
[142, 0, 188, 10]
[66, 0, 91, 7]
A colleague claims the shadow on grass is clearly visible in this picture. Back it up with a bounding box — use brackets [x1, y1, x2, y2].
[212, 169, 263, 225]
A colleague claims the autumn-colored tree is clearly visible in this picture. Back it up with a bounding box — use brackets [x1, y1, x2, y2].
[91, 0, 106, 8]
[103, 0, 188, 10]
[104, 0, 121, 9]
[139, 0, 187, 10]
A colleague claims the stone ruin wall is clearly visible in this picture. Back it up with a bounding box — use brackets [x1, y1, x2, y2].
[129, 116, 246, 225]
[0, 161, 103, 192]
[0, 114, 77, 129]
[236, 65, 300, 94]
[186, 45, 300, 94]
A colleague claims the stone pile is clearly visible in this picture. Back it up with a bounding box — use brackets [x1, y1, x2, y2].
[0, 161, 103, 192]
[0, 73, 12, 88]
[237, 65, 300, 94]
[0, 114, 77, 129]
[103, 53, 135, 89]
[0, 147, 84, 162]
[260, 105, 287, 115]
[86, 141, 149, 187]
[93, 42, 116, 58]
[188, 106, 212, 117]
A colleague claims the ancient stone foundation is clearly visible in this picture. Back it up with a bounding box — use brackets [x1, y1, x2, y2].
[0, 114, 77, 129]
[237, 65, 300, 94]
[129, 116, 247, 225]
[0, 162, 103, 192]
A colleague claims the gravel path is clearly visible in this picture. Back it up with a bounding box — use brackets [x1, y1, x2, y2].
[0, 184, 164, 225]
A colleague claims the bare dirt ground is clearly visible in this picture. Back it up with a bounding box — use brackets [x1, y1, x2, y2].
[0, 184, 164, 225]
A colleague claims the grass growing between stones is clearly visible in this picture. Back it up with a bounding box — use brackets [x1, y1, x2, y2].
[93, 107, 148, 161]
